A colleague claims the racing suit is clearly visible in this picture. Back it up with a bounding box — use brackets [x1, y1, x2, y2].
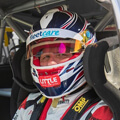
[12, 85, 113, 120]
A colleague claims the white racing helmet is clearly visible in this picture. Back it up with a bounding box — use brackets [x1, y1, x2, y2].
[26, 5, 97, 98]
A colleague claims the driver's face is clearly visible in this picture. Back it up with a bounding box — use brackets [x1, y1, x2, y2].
[40, 47, 72, 66]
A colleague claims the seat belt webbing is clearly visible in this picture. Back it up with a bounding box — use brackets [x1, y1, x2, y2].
[30, 96, 48, 120]
[61, 89, 100, 120]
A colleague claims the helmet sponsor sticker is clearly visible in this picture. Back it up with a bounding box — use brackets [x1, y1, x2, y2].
[30, 30, 59, 41]
[26, 28, 83, 45]
[39, 75, 61, 87]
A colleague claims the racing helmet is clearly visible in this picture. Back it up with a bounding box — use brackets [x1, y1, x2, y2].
[26, 5, 97, 98]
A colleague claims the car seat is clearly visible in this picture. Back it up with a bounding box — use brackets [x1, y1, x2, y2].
[10, 42, 38, 119]
[83, 35, 120, 119]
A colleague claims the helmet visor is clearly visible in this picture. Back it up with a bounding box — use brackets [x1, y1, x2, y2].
[26, 37, 85, 60]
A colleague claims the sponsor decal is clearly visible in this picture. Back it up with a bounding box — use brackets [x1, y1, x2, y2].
[39, 75, 61, 87]
[72, 96, 89, 113]
[30, 30, 59, 41]
[26, 28, 84, 46]
[58, 99, 69, 105]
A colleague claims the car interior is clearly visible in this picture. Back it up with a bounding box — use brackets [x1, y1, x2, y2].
[0, 0, 120, 119]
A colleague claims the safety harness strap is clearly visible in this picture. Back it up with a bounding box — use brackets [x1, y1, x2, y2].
[61, 89, 100, 120]
[30, 89, 100, 120]
[30, 96, 48, 120]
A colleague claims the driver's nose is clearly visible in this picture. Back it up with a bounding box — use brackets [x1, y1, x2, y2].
[47, 55, 58, 66]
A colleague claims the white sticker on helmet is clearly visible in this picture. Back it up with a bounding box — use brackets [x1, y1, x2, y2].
[26, 28, 83, 45]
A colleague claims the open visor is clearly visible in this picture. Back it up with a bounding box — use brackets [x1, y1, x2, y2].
[26, 37, 85, 60]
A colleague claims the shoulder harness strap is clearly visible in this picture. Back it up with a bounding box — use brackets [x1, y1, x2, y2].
[30, 96, 48, 120]
[61, 89, 100, 120]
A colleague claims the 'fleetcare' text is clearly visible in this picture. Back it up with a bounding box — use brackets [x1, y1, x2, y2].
[30, 30, 59, 40]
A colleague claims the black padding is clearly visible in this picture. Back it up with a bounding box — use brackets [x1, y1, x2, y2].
[10, 82, 30, 118]
[11, 43, 26, 82]
[10, 43, 27, 118]
[17, 86, 30, 108]
[10, 82, 20, 118]
[96, 31, 117, 41]
[83, 40, 120, 120]
[11, 42, 37, 92]
[21, 53, 33, 85]
[10, 42, 38, 119]
[83, 41, 109, 86]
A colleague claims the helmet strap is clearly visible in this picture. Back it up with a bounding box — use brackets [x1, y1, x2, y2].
[51, 98, 60, 108]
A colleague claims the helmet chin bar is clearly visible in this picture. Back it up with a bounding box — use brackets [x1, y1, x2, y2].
[83, 36, 120, 120]
[34, 78, 87, 99]
[31, 51, 86, 98]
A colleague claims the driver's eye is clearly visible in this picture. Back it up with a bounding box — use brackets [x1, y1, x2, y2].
[56, 54, 61, 57]
[56, 53, 69, 58]
[40, 55, 50, 61]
